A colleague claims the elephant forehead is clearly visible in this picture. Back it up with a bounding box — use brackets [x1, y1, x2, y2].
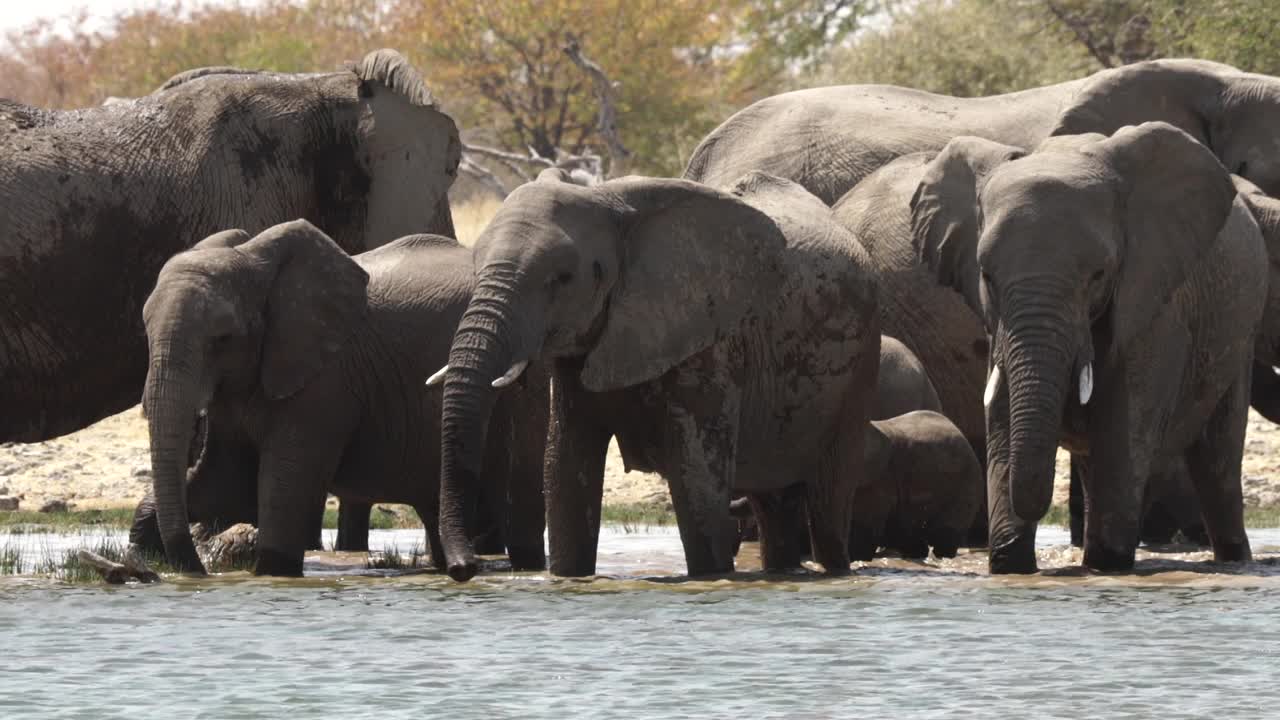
[981, 154, 1113, 210]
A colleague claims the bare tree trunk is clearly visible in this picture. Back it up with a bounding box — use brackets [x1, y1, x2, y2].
[563, 33, 632, 177]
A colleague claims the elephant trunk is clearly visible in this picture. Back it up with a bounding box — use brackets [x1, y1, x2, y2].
[1001, 289, 1076, 526]
[439, 271, 534, 582]
[141, 331, 208, 574]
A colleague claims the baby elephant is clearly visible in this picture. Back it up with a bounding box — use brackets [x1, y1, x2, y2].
[133, 220, 548, 576]
[851, 410, 983, 560]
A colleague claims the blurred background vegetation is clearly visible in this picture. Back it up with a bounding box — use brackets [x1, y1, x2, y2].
[2, 0, 1278, 177]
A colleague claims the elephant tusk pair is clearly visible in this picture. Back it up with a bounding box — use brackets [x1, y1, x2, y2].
[983, 362, 1093, 407]
[424, 360, 528, 388]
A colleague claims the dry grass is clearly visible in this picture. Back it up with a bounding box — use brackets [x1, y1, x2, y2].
[452, 196, 504, 247]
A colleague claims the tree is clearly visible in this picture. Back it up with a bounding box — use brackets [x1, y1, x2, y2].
[812, 0, 1092, 96]
[391, 0, 734, 175]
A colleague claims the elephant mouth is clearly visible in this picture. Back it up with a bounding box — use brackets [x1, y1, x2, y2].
[186, 409, 210, 478]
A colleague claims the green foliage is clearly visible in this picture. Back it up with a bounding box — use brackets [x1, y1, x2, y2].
[0, 508, 135, 532]
[810, 0, 1094, 95]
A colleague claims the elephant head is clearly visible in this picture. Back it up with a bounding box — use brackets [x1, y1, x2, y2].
[1052, 59, 1280, 196]
[141, 220, 369, 573]
[434, 171, 787, 581]
[156, 49, 462, 249]
[914, 122, 1239, 569]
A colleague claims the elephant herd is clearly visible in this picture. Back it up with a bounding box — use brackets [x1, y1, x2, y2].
[5, 49, 1280, 579]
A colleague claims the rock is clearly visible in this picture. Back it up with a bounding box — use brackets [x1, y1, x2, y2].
[131, 465, 152, 478]
[0, 496, 18, 511]
[39, 499, 70, 513]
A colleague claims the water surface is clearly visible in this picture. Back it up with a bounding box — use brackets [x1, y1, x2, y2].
[2, 527, 1278, 719]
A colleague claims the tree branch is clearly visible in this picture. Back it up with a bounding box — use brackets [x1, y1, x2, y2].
[563, 33, 631, 177]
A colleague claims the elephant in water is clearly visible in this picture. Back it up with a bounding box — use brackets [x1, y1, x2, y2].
[916, 123, 1265, 574]
[136, 221, 547, 575]
[0, 49, 461, 443]
[429, 169, 880, 581]
[686, 59, 1280, 451]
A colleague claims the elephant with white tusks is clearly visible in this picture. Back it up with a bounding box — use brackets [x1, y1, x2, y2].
[431, 169, 881, 581]
[913, 122, 1266, 574]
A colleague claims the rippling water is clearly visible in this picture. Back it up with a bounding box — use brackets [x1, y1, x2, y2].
[3, 527, 1279, 719]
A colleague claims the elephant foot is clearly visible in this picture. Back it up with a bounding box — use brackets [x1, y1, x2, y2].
[507, 544, 547, 571]
[1081, 543, 1136, 573]
[253, 547, 304, 577]
[1212, 539, 1251, 564]
[163, 532, 208, 575]
[988, 532, 1037, 575]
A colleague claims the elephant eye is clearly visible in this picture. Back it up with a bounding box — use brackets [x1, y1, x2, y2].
[1237, 161, 1249, 176]
[556, 272, 574, 285]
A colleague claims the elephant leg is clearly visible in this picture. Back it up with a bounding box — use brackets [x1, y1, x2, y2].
[335, 500, 371, 552]
[254, 433, 343, 577]
[1068, 455, 1086, 547]
[412, 504, 447, 571]
[804, 431, 860, 577]
[664, 403, 737, 577]
[128, 492, 165, 555]
[1184, 368, 1252, 564]
[1080, 412, 1147, 573]
[748, 487, 806, 572]
[488, 392, 547, 571]
[544, 372, 611, 577]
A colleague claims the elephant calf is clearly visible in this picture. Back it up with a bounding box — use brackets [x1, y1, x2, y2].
[134, 220, 548, 576]
[852, 411, 984, 560]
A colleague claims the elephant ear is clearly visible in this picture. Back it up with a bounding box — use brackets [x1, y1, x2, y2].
[580, 178, 787, 391]
[1096, 122, 1237, 340]
[1051, 60, 1229, 144]
[911, 137, 1025, 314]
[190, 228, 251, 252]
[237, 219, 370, 400]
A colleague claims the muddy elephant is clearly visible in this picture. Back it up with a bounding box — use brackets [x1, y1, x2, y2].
[916, 123, 1265, 574]
[853, 411, 983, 561]
[0, 49, 461, 444]
[137, 221, 547, 576]
[685, 59, 1280, 203]
[430, 169, 880, 581]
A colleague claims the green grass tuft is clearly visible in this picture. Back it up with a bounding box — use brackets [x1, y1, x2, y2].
[0, 508, 135, 532]
[601, 503, 675, 533]
[364, 541, 427, 570]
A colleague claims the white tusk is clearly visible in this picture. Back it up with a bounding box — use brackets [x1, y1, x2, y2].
[492, 360, 529, 388]
[197, 408, 208, 418]
[425, 365, 450, 386]
[1079, 363, 1093, 406]
[983, 364, 1001, 408]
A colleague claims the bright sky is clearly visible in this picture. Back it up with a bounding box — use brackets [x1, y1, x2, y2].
[1, 1, 149, 33]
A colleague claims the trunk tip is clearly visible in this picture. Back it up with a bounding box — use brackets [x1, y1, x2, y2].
[447, 558, 479, 582]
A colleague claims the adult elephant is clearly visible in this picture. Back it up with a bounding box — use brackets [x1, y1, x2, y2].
[916, 123, 1265, 574]
[0, 48, 461, 443]
[431, 169, 880, 581]
[685, 59, 1280, 202]
[136, 222, 547, 575]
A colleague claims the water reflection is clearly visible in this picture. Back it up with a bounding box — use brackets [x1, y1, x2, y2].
[2, 527, 1279, 719]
